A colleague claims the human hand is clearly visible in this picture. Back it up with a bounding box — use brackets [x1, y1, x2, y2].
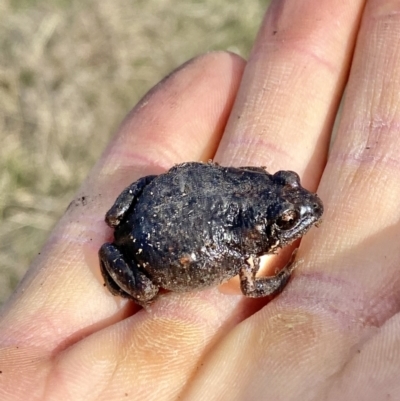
[1, 0, 399, 400]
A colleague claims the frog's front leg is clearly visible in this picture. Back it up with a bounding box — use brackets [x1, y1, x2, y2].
[105, 175, 157, 227]
[99, 243, 159, 306]
[239, 255, 295, 298]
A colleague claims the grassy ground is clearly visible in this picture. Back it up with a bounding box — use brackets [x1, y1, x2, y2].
[0, 0, 270, 305]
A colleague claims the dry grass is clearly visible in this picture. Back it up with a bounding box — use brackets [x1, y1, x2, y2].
[0, 0, 270, 305]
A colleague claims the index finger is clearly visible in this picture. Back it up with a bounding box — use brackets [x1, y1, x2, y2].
[0, 52, 245, 350]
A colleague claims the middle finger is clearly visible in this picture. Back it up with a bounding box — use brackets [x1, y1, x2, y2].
[216, 0, 364, 184]
[218, 0, 365, 291]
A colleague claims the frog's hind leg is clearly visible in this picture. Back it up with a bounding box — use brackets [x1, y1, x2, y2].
[105, 175, 157, 227]
[99, 243, 159, 306]
[239, 255, 294, 298]
[100, 254, 132, 299]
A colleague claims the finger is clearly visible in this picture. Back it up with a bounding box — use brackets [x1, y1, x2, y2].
[215, 0, 363, 184]
[185, 1, 400, 399]
[326, 313, 400, 400]
[34, 292, 256, 401]
[0, 52, 245, 351]
[219, 0, 365, 291]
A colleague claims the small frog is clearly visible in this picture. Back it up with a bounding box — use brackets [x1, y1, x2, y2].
[99, 162, 323, 306]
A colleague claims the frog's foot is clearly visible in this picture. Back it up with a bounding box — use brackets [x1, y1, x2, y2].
[99, 243, 159, 306]
[239, 255, 294, 298]
[105, 175, 157, 227]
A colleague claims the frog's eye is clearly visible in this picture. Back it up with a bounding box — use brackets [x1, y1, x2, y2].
[273, 171, 300, 188]
[275, 209, 299, 230]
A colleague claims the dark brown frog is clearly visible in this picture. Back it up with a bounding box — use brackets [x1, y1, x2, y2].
[99, 162, 323, 306]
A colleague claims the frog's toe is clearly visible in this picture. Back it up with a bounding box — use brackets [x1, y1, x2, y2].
[239, 263, 293, 298]
[99, 243, 159, 306]
[99, 248, 132, 298]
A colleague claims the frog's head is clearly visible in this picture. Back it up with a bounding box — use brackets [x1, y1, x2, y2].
[266, 170, 324, 247]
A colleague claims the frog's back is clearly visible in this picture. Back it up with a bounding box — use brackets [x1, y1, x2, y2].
[135, 162, 272, 227]
[147, 161, 271, 202]
[115, 162, 273, 290]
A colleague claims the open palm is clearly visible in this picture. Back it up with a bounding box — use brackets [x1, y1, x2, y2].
[1, 0, 400, 400]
